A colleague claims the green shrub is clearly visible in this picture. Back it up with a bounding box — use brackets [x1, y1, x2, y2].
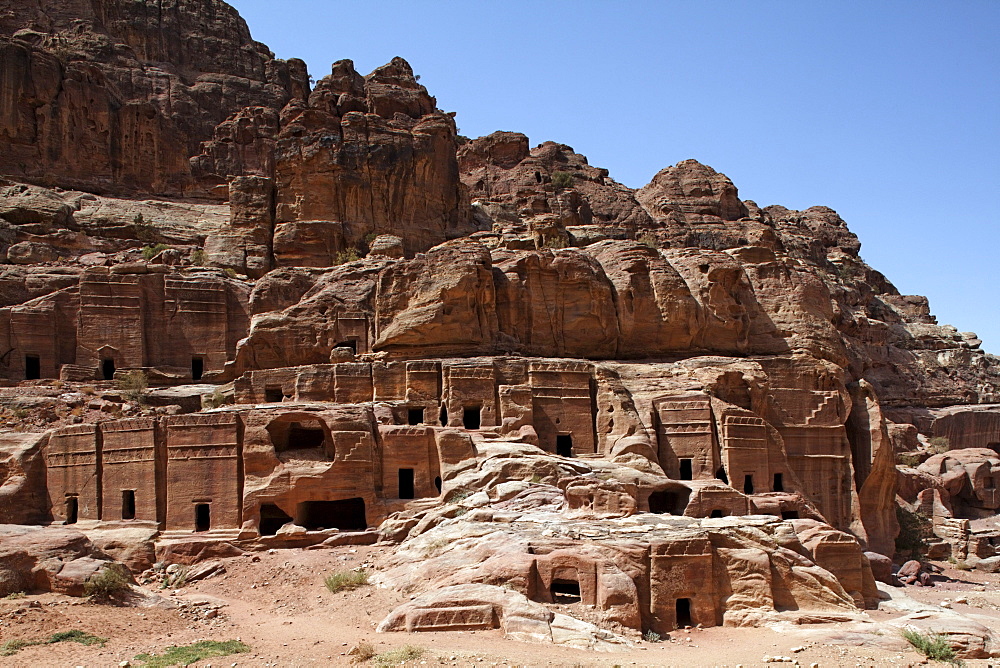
[929, 436, 951, 454]
[84, 564, 131, 601]
[1, 630, 107, 657]
[202, 388, 228, 409]
[901, 628, 962, 665]
[191, 248, 206, 265]
[551, 171, 573, 190]
[897, 452, 921, 467]
[133, 639, 250, 667]
[223, 267, 239, 278]
[373, 645, 424, 667]
[335, 248, 361, 265]
[134, 213, 158, 243]
[643, 630, 663, 642]
[895, 506, 932, 558]
[115, 370, 148, 403]
[637, 231, 658, 248]
[141, 243, 170, 260]
[324, 569, 369, 593]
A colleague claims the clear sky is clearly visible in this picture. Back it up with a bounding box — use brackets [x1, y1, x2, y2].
[230, 0, 1000, 352]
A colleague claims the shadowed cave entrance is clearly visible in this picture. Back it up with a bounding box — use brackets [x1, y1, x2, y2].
[297, 498, 367, 531]
[259, 503, 293, 536]
[648, 487, 690, 515]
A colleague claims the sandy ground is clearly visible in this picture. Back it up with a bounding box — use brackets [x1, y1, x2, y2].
[3, 546, 1000, 667]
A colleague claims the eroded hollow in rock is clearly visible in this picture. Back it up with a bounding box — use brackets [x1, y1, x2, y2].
[648, 487, 690, 515]
[267, 416, 331, 458]
[297, 498, 367, 531]
[259, 503, 293, 535]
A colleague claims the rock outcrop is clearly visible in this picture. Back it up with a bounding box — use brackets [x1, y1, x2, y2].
[3, 0, 1000, 651]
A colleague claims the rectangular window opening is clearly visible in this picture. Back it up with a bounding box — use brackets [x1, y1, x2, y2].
[550, 579, 581, 603]
[121, 490, 136, 520]
[195, 503, 211, 532]
[407, 408, 424, 426]
[264, 386, 283, 403]
[25, 355, 41, 380]
[398, 468, 415, 499]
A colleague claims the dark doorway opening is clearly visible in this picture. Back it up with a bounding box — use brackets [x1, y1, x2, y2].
[297, 498, 366, 531]
[434, 476, 442, 494]
[715, 467, 728, 485]
[743, 475, 754, 495]
[648, 488, 690, 515]
[335, 340, 357, 354]
[398, 468, 415, 499]
[534, 171, 542, 183]
[679, 458, 693, 480]
[463, 406, 481, 430]
[986, 478, 996, 490]
[287, 424, 325, 450]
[550, 579, 581, 604]
[121, 490, 135, 520]
[407, 408, 423, 426]
[439, 404, 448, 427]
[773, 473, 784, 492]
[556, 434, 573, 457]
[259, 503, 293, 536]
[65, 496, 78, 524]
[195, 503, 211, 532]
[101, 359, 116, 380]
[191, 357, 204, 381]
[25, 355, 41, 380]
[710, 509, 724, 518]
[264, 387, 283, 403]
[781, 510, 800, 520]
[675, 598, 693, 628]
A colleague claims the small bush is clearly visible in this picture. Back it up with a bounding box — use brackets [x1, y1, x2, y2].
[0, 639, 31, 657]
[141, 243, 170, 261]
[895, 505, 932, 558]
[191, 248, 206, 265]
[324, 569, 369, 593]
[929, 436, 951, 454]
[134, 213, 158, 243]
[643, 629, 662, 642]
[223, 267, 239, 278]
[115, 370, 148, 403]
[202, 388, 228, 410]
[3, 592, 26, 600]
[133, 639, 250, 668]
[373, 645, 424, 667]
[350, 640, 377, 663]
[551, 171, 574, 190]
[637, 231, 658, 248]
[84, 564, 131, 601]
[897, 452, 921, 467]
[335, 248, 361, 265]
[901, 628, 962, 665]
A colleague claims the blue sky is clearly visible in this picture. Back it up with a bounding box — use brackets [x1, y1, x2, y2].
[230, 0, 1000, 352]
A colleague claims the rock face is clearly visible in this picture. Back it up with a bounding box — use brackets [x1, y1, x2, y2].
[4, 0, 1000, 650]
[0, 0, 305, 197]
